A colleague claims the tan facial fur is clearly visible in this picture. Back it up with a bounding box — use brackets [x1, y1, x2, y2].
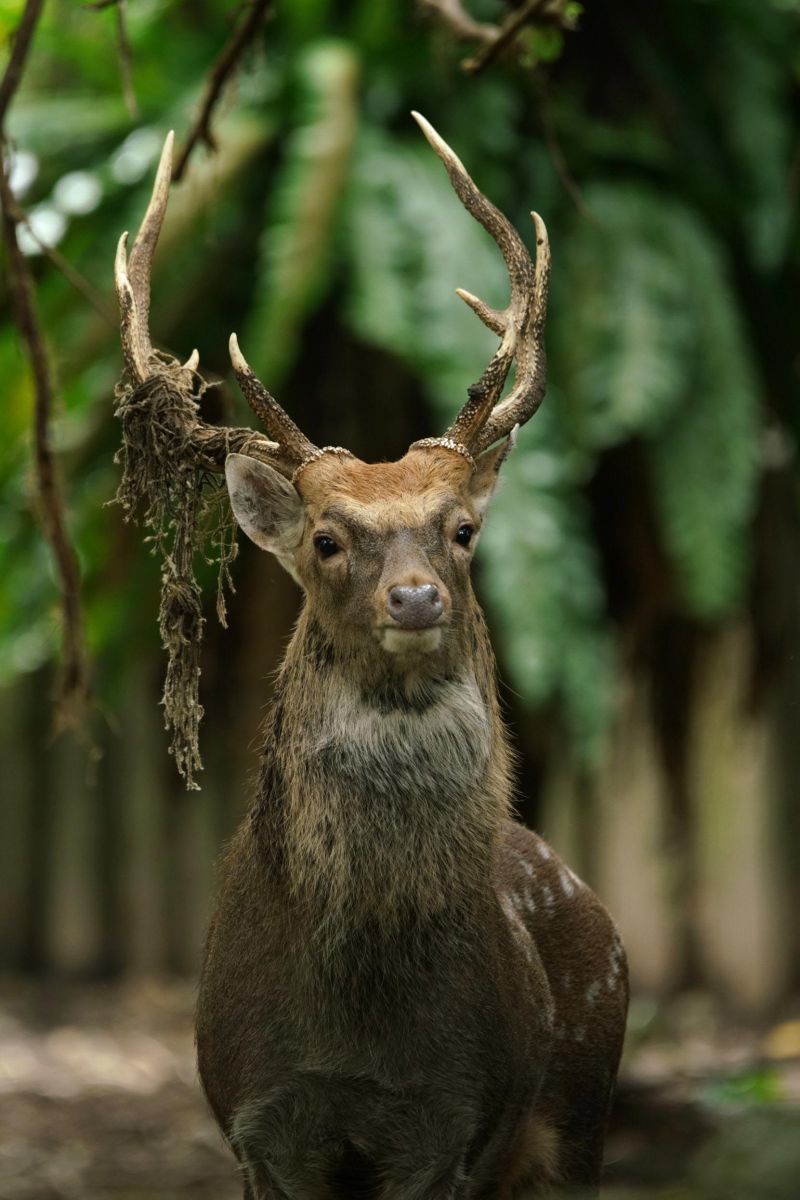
[226, 442, 511, 674]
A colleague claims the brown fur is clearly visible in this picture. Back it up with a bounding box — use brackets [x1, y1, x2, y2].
[197, 445, 628, 1199]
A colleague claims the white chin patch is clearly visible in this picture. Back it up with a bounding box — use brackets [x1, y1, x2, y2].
[381, 627, 443, 655]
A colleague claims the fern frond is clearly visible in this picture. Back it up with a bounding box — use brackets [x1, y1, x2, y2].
[244, 42, 359, 387]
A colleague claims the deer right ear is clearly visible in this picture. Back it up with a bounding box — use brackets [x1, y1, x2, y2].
[225, 454, 305, 573]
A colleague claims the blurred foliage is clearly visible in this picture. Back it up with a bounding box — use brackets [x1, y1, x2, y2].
[692, 1108, 800, 1200]
[1, 0, 798, 763]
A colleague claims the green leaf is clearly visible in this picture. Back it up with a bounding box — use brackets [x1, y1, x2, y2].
[345, 123, 505, 423]
[552, 185, 697, 448]
[479, 401, 613, 764]
[645, 237, 760, 618]
[716, 32, 793, 270]
[243, 41, 359, 387]
[554, 183, 760, 618]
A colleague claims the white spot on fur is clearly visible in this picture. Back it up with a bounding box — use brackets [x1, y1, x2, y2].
[586, 980, 601, 1006]
[541, 885, 554, 910]
[558, 868, 575, 898]
[605, 937, 626, 992]
[538, 843, 552, 861]
[501, 895, 534, 964]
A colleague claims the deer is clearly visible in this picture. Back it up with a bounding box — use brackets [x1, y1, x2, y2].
[114, 114, 628, 1199]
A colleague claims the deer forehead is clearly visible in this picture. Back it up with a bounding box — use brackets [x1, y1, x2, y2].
[298, 450, 473, 533]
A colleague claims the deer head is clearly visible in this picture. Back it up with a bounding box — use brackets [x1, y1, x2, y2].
[115, 114, 550, 680]
[225, 113, 549, 671]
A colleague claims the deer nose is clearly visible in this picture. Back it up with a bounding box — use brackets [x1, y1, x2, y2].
[387, 584, 443, 630]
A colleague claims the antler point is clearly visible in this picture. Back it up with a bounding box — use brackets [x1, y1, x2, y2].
[229, 333, 247, 374]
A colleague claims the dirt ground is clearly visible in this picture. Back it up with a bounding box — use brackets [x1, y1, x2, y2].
[1, 978, 799, 1200]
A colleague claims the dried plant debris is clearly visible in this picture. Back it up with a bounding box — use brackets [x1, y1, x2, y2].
[113, 360, 238, 789]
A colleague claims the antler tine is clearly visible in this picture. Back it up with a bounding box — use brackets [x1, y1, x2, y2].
[114, 132, 182, 384]
[411, 112, 549, 455]
[229, 334, 319, 466]
[473, 212, 549, 453]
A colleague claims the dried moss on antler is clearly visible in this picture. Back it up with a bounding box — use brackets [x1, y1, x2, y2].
[113, 361, 238, 788]
[113, 355, 283, 789]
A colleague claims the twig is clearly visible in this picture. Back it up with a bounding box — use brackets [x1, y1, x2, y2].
[0, 0, 90, 722]
[0, 0, 45, 126]
[8, 198, 116, 321]
[535, 78, 595, 222]
[464, 0, 568, 75]
[172, 0, 272, 183]
[115, 0, 139, 118]
[418, 0, 499, 44]
[421, 0, 576, 75]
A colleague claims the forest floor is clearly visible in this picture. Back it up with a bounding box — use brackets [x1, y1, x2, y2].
[0, 978, 798, 1200]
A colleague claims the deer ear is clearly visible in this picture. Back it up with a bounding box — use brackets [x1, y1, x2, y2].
[467, 427, 517, 520]
[225, 453, 305, 571]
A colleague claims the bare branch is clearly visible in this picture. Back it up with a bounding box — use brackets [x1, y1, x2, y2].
[0, 0, 90, 721]
[172, 0, 272, 183]
[535, 77, 594, 221]
[0, 0, 45, 126]
[464, 0, 570, 75]
[115, 0, 139, 119]
[0, 158, 90, 720]
[420, 0, 577, 76]
[418, 0, 499, 45]
[6, 197, 116, 321]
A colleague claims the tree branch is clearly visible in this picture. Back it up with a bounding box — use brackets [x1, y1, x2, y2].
[5, 195, 116, 321]
[0, 0, 90, 721]
[418, 0, 499, 45]
[464, 0, 571, 74]
[172, 0, 272, 183]
[0, 0, 45, 126]
[115, 0, 139, 118]
[420, 0, 577, 75]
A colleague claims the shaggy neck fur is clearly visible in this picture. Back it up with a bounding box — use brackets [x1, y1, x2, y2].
[254, 600, 513, 944]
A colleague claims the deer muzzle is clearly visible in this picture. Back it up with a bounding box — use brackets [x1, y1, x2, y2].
[387, 584, 444, 630]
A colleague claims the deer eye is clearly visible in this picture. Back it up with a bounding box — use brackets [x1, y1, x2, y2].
[455, 524, 474, 548]
[314, 534, 340, 559]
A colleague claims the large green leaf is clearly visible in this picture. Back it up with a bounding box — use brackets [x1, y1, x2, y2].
[243, 41, 359, 387]
[554, 182, 760, 617]
[479, 401, 613, 764]
[645, 223, 760, 618]
[552, 185, 697, 448]
[716, 32, 793, 271]
[345, 123, 505, 423]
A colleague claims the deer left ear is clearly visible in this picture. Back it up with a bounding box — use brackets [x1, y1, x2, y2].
[467, 428, 517, 520]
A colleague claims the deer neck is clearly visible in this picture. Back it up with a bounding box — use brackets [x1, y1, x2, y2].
[255, 606, 512, 937]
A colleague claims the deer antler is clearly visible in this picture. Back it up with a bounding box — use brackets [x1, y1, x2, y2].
[114, 131, 316, 477]
[228, 333, 320, 468]
[115, 132, 199, 384]
[411, 112, 550, 456]
[113, 132, 314, 788]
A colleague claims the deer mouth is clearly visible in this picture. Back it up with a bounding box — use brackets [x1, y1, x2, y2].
[378, 626, 444, 656]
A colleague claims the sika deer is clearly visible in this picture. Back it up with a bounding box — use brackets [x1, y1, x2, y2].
[115, 115, 627, 1199]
